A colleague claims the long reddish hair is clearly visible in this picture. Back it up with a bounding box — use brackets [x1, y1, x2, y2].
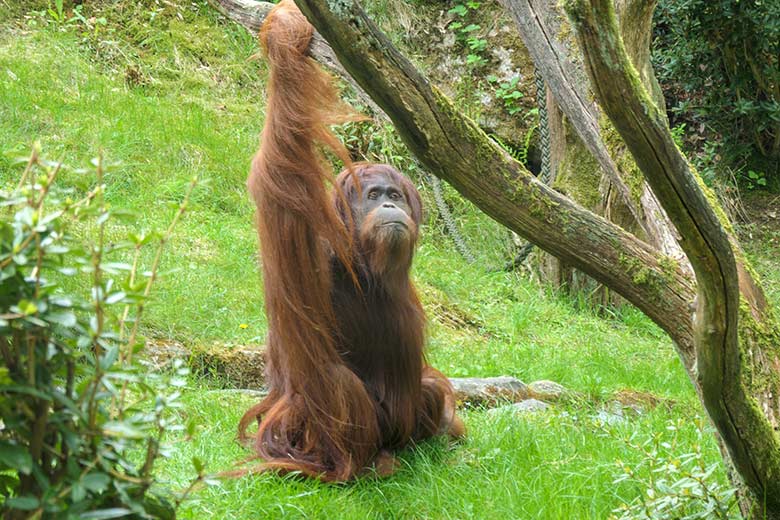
[237, 0, 461, 481]
[240, 0, 380, 480]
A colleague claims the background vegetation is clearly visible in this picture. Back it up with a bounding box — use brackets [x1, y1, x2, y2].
[1, 0, 778, 518]
[653, 0, 780, 190]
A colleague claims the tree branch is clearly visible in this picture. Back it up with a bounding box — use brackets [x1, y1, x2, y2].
[500, 0, 684, 261]
[206, 0, 383, 114]
[207, 0, 273, 32]
[565, 0, 780, 509]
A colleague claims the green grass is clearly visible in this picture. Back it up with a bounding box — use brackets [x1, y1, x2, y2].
[0, 4, 266, 341]
[161, 389, 722, 519]
[0, 2, 747, 518]
[739, 194, 780, 310]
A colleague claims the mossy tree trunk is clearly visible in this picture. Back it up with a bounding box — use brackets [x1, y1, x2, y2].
[563, 1, 780, 516]
[210, 0, 780, 516]
[502, 0, 687, 305]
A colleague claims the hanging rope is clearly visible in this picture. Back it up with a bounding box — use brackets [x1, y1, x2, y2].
[536, 67, 552, 184]
[428, 173, 477, 263]
[504, 67, 551, 269]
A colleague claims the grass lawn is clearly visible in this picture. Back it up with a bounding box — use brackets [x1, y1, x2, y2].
[0, 2, 755, 518]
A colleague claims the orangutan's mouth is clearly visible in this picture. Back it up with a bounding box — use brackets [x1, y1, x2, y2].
[379, 221, 408, 228]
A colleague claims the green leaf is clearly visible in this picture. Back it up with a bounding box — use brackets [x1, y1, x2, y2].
[0, 385, 51, 400]
[6, 496, 40, 510]
[0, 264, 16, 281]
[23, 315, 48, 327]
[46, 244, 70, 254]
[50, 297, 74, 307]
[0, 441, 33, 474]
[82, 472, 111, 492]
[72, 482, 86, 502]
[51, 390, 80, 415]
[192, 456, 205, 473]
[467, 38, 487, 51]
[100, 344, 120, 370]
[105, 291, 127, 305]
[102, 421, 145, 439]
[80, 508, 133, 519]
[17, 299, 38, 315]
[102, 263, 133, 274]
[47, 311, 77, 327]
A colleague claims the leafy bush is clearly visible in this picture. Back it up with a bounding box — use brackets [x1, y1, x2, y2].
[653, 0, 780, 189]
[0, 147, 206, 518]
[609, 417, 739, 519]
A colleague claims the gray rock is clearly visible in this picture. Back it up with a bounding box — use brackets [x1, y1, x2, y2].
[490, 398, 550, 416]
[592, 404, 626, 425]
[449, 376, 529, 407]
[513, 398, 550, 413]
[528, 380, 567, 401]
